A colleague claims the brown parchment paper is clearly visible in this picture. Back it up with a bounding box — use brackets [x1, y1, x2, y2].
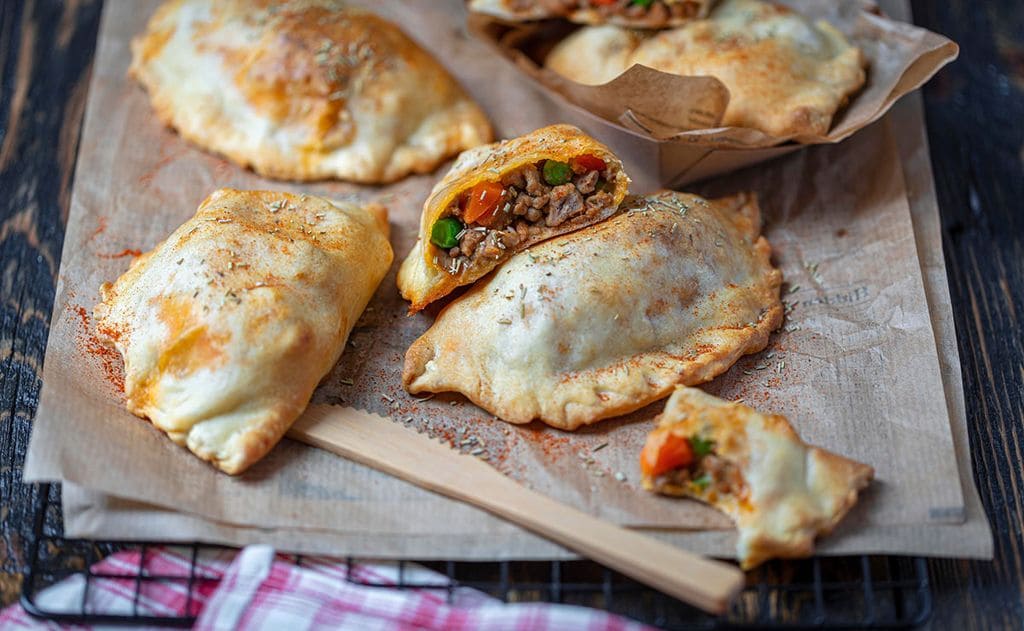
[468, 0, 959, 187]
[25, 0, 990, 560]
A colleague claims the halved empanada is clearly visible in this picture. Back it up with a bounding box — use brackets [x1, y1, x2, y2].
[641, 387, 874, 569]
[94, 189, 393, 474]
[130, 0, 492, 183]
[397, 124, 630, 312]
[469, 0, 714, 29]
[546, 0, 867, 138]
[403, 191, 782, 429]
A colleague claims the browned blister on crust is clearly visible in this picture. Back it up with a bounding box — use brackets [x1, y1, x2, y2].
[130, 0, 492, 183]
[642, 387, 874, 569]
[403, 190, 782, 429]
[94, 189, 392, 474]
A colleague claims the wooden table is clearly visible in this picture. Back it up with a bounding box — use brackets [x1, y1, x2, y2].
[1, 1, 1021, 627]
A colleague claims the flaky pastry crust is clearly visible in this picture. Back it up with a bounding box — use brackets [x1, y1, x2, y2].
[131, 0, 492, 183]
[94, 189, 392, 473]
[469, 0, 713, 28]
[403, 191, 783, 429]
[643, 387, 874, 569]
[397, 124, 630, 312]
[546, 0, 867, 138]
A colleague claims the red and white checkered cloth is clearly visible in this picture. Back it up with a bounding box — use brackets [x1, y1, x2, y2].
[2, 545, 655, 630]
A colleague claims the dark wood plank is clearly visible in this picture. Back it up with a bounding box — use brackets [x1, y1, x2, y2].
[911, 0, 1024, 627]
[0, 0, 102, 606]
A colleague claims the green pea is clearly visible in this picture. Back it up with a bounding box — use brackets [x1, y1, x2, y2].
[542, 160, 573, 186]
[430, 217, 464, 249]
[689, 435, 715, 457]
[630, 0, 656, 6]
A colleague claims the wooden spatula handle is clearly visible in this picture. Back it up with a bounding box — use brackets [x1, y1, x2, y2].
[289, 406, 744, 614]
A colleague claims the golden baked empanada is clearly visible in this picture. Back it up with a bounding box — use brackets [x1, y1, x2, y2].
[546, 0, 866, 137]
[130, 0, 492, 183]
[94, 189, 393, 474]
[641, 387, 874, 569]
[469, 0, 714, 29]
[397, 124, 630, 312]
[403, 191, 782, 429]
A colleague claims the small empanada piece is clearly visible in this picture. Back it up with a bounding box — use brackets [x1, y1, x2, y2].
[403, 191, 782, 429]
[94, 189, 393, 474]
[397, 124, 630, 312]
[546, 0, 867, 138]
[130, 0, 492, 183]
[469, 0, 714, 28]
[640, 387, 874, 569]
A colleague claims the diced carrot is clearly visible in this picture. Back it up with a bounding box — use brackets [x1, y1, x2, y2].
[572, 154, 607, 173]
[640, 428, 694, 477]
[463, 181, 506, 225]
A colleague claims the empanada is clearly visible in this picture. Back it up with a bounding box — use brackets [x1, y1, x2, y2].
[546, 0, 867, 138]
[94, 189, 393, 474]
[469, 0, 714, 29]
[130, 0, 492, 183]
[640, 387, 874, 569]
[397, 124, 630, 312]
[403, 191, 782, 429]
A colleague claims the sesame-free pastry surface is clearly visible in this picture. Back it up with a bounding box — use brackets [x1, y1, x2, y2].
[93, 189, 393, 474]
[397, 124, 630, 312]
[545, 0, 867, 138]
[468, 0, 714, 28]
[129, 0, 492, 183]
[640, 387, 874, 569]
[403, 191, 783, 430]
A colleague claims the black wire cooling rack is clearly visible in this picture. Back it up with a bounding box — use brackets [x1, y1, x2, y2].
[21, 483, 932, 629]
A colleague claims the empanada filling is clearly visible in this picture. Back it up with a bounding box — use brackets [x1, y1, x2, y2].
[640, 428, 747, 501]
[429, 156, 617, 275]
[516, 0, 702, 24]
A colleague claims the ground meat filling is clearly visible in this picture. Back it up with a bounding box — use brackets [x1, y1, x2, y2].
[432, 158, 616, 275]
[517, 0, 702, 24]
[697, 454, 745, 497]
[654, 438, 745, 499]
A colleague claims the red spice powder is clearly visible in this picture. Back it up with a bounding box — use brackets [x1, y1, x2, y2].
[428, 422, 458, 447]
[139, 144, 185, 187]
[485, 434, 512, 470]
[97, 248, 143, 259]
[519, 424, 572, 459]
[87, 216, 107, 243]
[71, 304, 125, 393]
